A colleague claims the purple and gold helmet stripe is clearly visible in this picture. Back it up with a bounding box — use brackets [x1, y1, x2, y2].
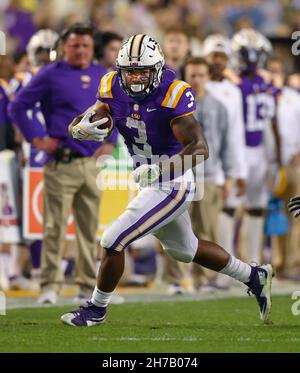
[129, 35, 137, 61]
[129, 34, 145, 62]
[136, 34, 146, 60]
[111, 184, 189, 251]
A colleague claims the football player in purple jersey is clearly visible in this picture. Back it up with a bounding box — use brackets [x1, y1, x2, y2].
[10, 23, 118, 305]
[229, 29, 282, 265]
[62, 34, 274, 326]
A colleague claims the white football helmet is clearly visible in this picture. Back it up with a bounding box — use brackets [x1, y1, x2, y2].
[202, 34, 231, 57]
[27, 29, 58, 67]
[116, 34, 165, 100]
[231, 28, 272, 71]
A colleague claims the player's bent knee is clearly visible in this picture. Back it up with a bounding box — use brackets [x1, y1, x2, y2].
[165, 247, 195, 263]
[100, 233, 113, 250]
[100, 220, 124, 251]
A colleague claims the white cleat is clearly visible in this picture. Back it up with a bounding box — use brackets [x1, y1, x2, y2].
[245, 264, 274, 323]
[110, 294, 125, 304]
[61, 301, 106, 327]
[10, 276, 39, 291]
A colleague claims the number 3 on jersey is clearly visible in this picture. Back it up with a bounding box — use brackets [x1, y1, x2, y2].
[186, 91, 195, 108]
[126, 117, 152, 158]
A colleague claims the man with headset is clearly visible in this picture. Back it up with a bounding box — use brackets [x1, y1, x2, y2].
[10, 23, 118, 304]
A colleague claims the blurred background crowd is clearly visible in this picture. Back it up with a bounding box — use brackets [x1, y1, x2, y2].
[2, 0, 300, 50]
[1, 0, 300, 304]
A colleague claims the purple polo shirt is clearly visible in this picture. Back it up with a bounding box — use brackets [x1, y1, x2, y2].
[9, 60, 118, 157]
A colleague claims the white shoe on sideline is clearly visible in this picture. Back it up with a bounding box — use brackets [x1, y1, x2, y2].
[110, 294, 125, 304]
[37, 290, 57, 304]
[10, 276, 39, 291]
[167, 284, 185, 295]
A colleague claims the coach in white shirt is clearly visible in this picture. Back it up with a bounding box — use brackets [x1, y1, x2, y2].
[202, 34, 247, 259]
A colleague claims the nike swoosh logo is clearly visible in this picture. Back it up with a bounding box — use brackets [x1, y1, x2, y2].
[147, 108, 157, 112]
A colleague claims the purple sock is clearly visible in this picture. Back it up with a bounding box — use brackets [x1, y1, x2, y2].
[30, 240, 42, 269]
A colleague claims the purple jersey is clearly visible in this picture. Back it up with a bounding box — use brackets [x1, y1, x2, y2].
[10, 61, 118, 157]
[0, 81, 10, 126]
[10, 69, 50, 166]
[10, 69, 47, 135]
[96, 69, 196, 166]
[5, 7, 37, 54]
[0, 81, 13, 151]
[239, 74, 276, 147]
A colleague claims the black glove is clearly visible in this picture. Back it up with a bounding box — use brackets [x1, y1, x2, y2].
[288, 195, 300, 218]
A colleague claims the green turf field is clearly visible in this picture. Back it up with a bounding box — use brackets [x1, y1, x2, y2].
[1, 295, 300, 352]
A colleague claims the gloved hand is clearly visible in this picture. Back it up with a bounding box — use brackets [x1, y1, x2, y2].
[288, 195, 300, 218]
[71, 110, 111, 142]
[132, 164, 161, 188]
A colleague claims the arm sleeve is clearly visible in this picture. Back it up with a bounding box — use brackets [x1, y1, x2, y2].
[95, 71, 119, 144]
[218, 102, 237, 178]
[8, 68, 49, 142]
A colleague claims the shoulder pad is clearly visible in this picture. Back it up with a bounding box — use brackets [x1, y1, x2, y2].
[161, 80, 191, 108]
[98, 71, 117, 99]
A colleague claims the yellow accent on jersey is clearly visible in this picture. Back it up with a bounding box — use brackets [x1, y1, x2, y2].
[171, 111, 195, 123]
[99, 71, 117, 99]
[161, 80, 191, 108]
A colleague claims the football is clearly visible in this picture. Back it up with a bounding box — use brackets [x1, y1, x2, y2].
[90, 107, 113, 130]
[68, 107, 113, 137]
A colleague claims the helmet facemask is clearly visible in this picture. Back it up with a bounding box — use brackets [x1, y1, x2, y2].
[118, 62, 163, 101]
[238, 46, 268, 73]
